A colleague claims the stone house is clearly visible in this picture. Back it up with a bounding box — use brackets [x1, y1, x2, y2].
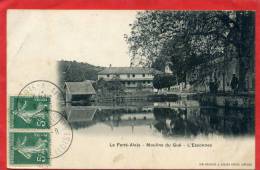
[97, 67, 162, 92]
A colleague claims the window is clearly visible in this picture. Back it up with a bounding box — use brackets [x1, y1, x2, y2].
[107, 74, 110, 78]
[142, 74, 145, 77]
[127, 82, 130, 85]
[127, 74, 130, 78]
[132, 74, 135, 78]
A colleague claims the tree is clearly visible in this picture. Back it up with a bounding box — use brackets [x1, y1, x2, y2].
[96, 78, 125, 95]
[58, 60, 103, 86]
[153, 74, 176, 90]
[217, 12, 255, 90]
[107, 78, 124, 92]
[126, 11, 185, 67]
[126, 11, 255, 92]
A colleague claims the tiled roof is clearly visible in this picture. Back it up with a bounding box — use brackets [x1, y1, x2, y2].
[67, 106, 97, 122]
[65, 81, 96, 95]
[98, 67, 162, 75]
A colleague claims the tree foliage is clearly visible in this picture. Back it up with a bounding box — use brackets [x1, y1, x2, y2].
[95, 78, 125, 94]
[58, 60, 103, 86]
[153, 74, 176, 90]
[126, 11, 255, 91]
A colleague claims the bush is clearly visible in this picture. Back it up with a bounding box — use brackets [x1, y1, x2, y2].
[153, 74, 177, 90]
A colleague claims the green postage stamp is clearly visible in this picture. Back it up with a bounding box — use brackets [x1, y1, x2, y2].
[9, 96, 50, 129]
[9, 132, 50, 165]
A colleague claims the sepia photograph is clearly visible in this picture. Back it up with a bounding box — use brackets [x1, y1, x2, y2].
[58, 11, 255, 138]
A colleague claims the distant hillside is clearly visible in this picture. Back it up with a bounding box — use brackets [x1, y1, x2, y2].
[58, 60, 104, 86]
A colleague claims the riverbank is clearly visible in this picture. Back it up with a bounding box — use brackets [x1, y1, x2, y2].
[96, 92, 179, 103]
[189, 92, 254, 108]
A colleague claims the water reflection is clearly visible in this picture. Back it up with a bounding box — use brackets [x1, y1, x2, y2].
[66, 99, 254, 137]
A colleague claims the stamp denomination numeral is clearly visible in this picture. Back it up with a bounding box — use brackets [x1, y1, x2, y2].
[9, 96, 50, 129]
[9, 132, 50, 165]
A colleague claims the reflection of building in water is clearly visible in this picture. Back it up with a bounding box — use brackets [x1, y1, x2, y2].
[114, 113, 155, 125]
[97, 67, 161, 92]
[154, 100, 200, 119]
[120, 113, 154, 120]
[64, 81, 96, 106]
[66, 106, 97, 122]
[64, 96, 254, 136]
[67, 105, 157, 131]
[154, 100, 200, 108]
[104, 113, 156, 132]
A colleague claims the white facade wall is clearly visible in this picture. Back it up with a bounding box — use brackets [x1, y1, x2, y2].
[98, 74, 110, 80]
[98, 73, 154, 81]
[121, 113, 154, 120]
[165, 65, 173, 74]
[98, 73, 154, 90]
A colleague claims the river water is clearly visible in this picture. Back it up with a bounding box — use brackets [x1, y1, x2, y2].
[69, 98, 254, 138]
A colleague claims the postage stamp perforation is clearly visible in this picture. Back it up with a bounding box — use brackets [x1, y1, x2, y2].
[9, 96, 51, 129]
[9, 95, 52, 165]
[9, 132, 51, 165]
[9, 133, 14, 164]
[9, 80, 70, 166]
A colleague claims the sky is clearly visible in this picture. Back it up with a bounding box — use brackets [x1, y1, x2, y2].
[8, 10, 138, 67]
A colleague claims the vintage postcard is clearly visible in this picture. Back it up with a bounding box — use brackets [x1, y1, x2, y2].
[7, 10, 255, 169]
